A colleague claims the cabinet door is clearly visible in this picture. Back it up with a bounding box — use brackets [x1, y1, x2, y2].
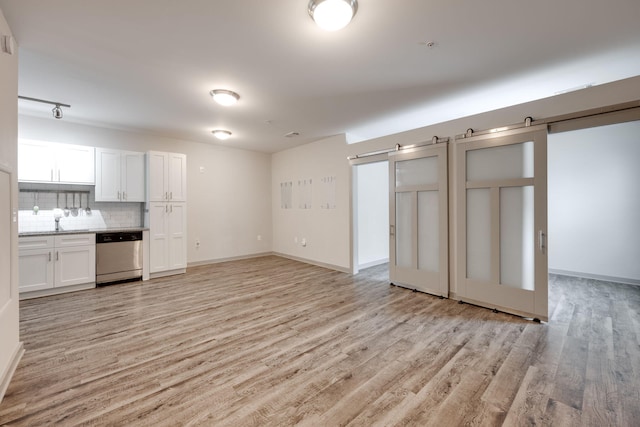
[122, 151, 145, 202]
[57, 145, 95, 184]
[55, 245, 96, 287]
[18, 140, 55, 182]
[149, 203, 169, 273]
[168, 153, 187, 201]
[168, 203, 187, 270]
[19, 248, 55, 292]
[148, 151, 168, 202]
[95, 148, 122, 202]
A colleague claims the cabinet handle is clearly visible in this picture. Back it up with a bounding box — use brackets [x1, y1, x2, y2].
[117, 191, 121, 200]
[170, 192, 173, 200]
[165, 191, 168, 200]
[48, 252, 52, 262]
[56, 251, 59, 261]
[165, 205, 168, 213]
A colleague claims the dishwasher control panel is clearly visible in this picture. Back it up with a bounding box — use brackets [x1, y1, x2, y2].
[96, 231, 142, 243]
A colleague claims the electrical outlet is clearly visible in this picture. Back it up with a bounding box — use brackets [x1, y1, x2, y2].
[301, 238, 307, 247]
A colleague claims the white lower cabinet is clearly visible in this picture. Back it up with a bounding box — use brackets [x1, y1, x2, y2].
[18, 246, 54, 292]
[19, 234, 96, 294]
[149, 202, 186, 274]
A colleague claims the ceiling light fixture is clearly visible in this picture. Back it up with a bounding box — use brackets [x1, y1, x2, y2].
[210, 89, 240, 106]
[212, 130, 232, 140]
[18, 95, 70, 119]
[52, 105, 63, 119]
[308, 0, 358, 31]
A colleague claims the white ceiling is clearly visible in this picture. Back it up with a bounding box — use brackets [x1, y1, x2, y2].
[1, 0, 639, 153]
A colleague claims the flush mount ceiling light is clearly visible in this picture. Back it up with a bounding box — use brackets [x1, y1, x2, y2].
[18, 95, 70, 119]
[308, 0, 358, 31]
[212, 130, 232, 140]
[209, 89, 240, 106]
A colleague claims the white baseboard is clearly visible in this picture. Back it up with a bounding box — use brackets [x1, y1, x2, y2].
[0, 342, 24, 404]
[149, 268, 187, 280]
[272, 252, 351, 274]
[549, 269, 640, 286]
[188, 252, 274, 268]
[188, 252, 350, 274]
[19, 282, 96, 300]
[358, 258, 389, 269]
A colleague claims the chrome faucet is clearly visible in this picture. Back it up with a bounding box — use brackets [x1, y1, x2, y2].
[53, 208, 64, 232]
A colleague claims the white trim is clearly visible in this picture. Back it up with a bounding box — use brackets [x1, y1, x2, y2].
[549, 269, 640, 286]
[19, 282, 96, 300]
[149, 268, 187, 279]
[358, 258, 389, 270]
[187, 252, 274, 268]
[0, 342, 24, 404]
[272, 252, 351, 274]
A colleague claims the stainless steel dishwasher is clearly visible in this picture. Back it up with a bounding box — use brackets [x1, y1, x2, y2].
[96, 231, 143, 285]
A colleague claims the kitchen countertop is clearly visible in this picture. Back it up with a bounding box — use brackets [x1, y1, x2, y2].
[19, 227, 149, 237]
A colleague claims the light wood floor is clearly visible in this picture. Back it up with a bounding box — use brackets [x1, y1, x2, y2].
[1, 256, 639, 426]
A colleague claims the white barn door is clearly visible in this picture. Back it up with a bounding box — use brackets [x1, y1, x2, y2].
[455, 125, 548, 320]
[389, 144, 449, 297]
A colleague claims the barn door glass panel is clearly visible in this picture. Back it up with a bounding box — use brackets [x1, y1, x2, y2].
[417, 190, 439, 272]
[395, 191, 413, 268]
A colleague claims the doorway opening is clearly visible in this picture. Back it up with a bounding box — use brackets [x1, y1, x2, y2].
[548, 120, 640, 286]
[352, 161, 389, 277]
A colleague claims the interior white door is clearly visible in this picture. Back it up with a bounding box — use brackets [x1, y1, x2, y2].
[389, 144, 448, 297]
[455, 125, 548, 320]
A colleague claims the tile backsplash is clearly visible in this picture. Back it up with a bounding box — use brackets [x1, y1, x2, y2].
[19, 183, 144, 233]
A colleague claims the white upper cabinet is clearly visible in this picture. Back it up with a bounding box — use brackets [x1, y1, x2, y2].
[122, 151, 146, 202]
[95, 148, 145, 202]
[147, 151, 186, 202]
[18, 139, 95, 184]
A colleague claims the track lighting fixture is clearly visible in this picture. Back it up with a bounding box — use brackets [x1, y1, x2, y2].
[18, 96, 70, 119]
[52, 105, 63, 119]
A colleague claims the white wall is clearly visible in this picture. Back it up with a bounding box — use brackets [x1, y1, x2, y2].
[549, 121, 640, 283]
[269, 76, 640, 287]
[356, 161, 388, 268]
[18, 116, 273, 264]
[0, 6, 21, 402]
[271, 134, 351, 271]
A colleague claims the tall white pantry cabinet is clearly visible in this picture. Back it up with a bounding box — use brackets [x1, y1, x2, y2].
[146, 151, 187, 277]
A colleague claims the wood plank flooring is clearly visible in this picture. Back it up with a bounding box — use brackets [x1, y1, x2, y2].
[1, 256, 639, 426]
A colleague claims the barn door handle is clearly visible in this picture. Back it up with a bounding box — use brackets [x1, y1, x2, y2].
[538, 230, 546, 253]
[390, 225, 395, 237]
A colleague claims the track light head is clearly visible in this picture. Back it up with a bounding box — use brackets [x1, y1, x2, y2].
[52, 105, 63, 119]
